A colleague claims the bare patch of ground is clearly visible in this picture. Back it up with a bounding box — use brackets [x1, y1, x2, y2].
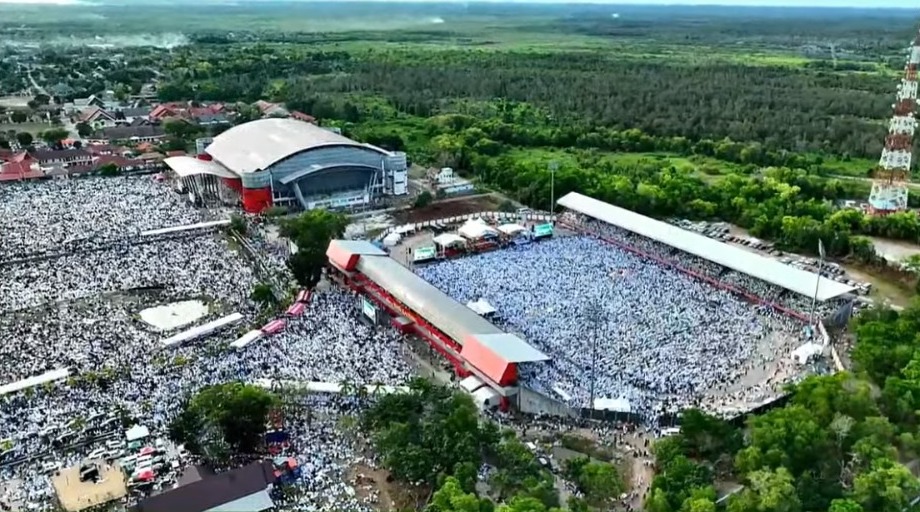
[868, 237, 920, 263]
[395, 194, 502, 224]
[843, 264, 914, 308]
[346, 463, 427, 512]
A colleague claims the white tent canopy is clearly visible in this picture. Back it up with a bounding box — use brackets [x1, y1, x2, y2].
[382, 232, 402, 247]
[558, 192, 856, 301]
[471, 386, 501, 409]
[792, 342, 823, 365]
[433, 233, 466, 247]
[125, 425, 150, 442]
[466, 298, 496, 316]
[593, 396, 632, 413]
[498, 223, 527, 236]
[459, 375, 486, 393]
[458, 219, 498, 240]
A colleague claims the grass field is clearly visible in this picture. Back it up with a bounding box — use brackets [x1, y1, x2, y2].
[504, 147, 744, 179]
[0, 122, 54, 136]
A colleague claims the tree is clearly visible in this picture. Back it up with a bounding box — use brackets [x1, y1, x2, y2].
[562, 456, 622, 506]
[280, 209, 348, 288]
[851, 459, 920, 512]
[164, 119, 201, 140]
[40, 128, 69, 146]
[10, 111, 27, 123]
[427, 476, 482, 512]
[678, 408, 742, 461]
[728, 473, 798, 512]
[98, 163, 120, 177]
[15, 132, 33, 147]
[76, 121, 93, 138]
[168, 382, 277, 456]
[250, 283, 277, 308]
[362, 379, 499, 485]
[229, 213, 248, 235]
[415, 190, 434, 208]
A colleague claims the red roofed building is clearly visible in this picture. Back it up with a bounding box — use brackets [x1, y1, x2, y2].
[324, 239, 550, 412]
[150, 104, 181, 121]
[0, 154, 44, 181]
[290, 111, 316, 124]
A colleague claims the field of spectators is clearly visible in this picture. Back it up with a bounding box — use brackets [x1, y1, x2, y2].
[0, 176, 412, 512]
[415, 227, 813, 420]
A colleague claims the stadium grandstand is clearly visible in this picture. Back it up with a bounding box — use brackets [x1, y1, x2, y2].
[326, 239, 551, 411]
[328, 192, 857, 422]
[557, 192, 855, 303]
[164, 118, 408, 213]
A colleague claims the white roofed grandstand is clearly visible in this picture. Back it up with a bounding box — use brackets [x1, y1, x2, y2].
[409, 194, 842, 419]
[558, 192, 855, 301]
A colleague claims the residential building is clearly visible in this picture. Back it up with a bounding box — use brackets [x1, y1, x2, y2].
[92, 125, 166, 144]
[64, 95, 105, 115]
[117, 107, 153, 125]
[429, 167, 475, 196]
[254, 100, 288, 118]
[193, 113, 229, 126]
[78, 106, 118, 128]
[30, 148, 92, 168]
[132, 460, 275, 512]
[0, 153, 44, 181]
[290, 111, 316, 124]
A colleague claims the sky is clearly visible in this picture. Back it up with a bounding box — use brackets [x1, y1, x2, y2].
[0, 0, 914, 7]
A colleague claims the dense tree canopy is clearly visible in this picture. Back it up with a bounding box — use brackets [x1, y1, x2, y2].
[168, 382, 277, 460]
[279, 209, 348, 288]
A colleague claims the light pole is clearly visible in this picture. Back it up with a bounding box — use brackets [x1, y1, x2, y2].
[811, 239, 825, 328]
[549, 161, 558, 222]
[587, 302, 602, 416]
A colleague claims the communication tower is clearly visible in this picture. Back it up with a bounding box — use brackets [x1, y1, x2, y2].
[868, 28, 920, 213]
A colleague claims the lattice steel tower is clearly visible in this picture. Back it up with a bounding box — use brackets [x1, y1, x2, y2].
[868, 28, 920, 213]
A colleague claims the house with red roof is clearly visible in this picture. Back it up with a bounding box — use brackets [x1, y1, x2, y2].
[290, 111, 316, 124]
[0, 153, 44, 182]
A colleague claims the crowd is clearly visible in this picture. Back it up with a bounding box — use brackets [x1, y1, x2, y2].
[0, 176, 412, 511]
[416, 233, 809, 418]
[0, 177, 200, 261]
[569, 214, 853, 318]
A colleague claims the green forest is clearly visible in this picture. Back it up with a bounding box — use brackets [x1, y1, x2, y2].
[142, 7, 920, 276]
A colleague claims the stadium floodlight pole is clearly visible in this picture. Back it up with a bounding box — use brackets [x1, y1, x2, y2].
[811, 239, 825, 327]
[549, 161, 558, 222]
[587, 302, 602, 415]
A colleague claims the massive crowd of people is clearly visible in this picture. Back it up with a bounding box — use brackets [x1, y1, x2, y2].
[0, 177, 200, 261]
[415, 224, 814, 418]
[0, 176, 412, 512]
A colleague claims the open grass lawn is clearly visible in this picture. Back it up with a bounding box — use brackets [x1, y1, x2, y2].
[0, 122, 55, 136]
[504, 147, 744, 179]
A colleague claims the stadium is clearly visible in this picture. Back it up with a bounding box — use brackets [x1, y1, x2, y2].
[327, 192, 856, 422]
[164, 118, 409, 213]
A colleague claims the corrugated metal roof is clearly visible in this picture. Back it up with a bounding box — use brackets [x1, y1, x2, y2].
[205, 118, 376, 174]
[357, 255, 505, 344]
[558, 192, 855, 302]
[468, 333, 550, 363]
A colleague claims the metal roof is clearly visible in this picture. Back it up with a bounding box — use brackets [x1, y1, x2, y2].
[205, 118, 378, 174]
[357, 254, 506, 344]
[558, 192, 856, 302]
[164, 156, 238, 179]
[468, 333, 550, 363]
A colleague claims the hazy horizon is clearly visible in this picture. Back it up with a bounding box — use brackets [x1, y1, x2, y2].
[0, 0, 916, 7]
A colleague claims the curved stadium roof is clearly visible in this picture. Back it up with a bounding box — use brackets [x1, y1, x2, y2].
[205, 118, 385, 174]
[164, 156, 238, 179]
